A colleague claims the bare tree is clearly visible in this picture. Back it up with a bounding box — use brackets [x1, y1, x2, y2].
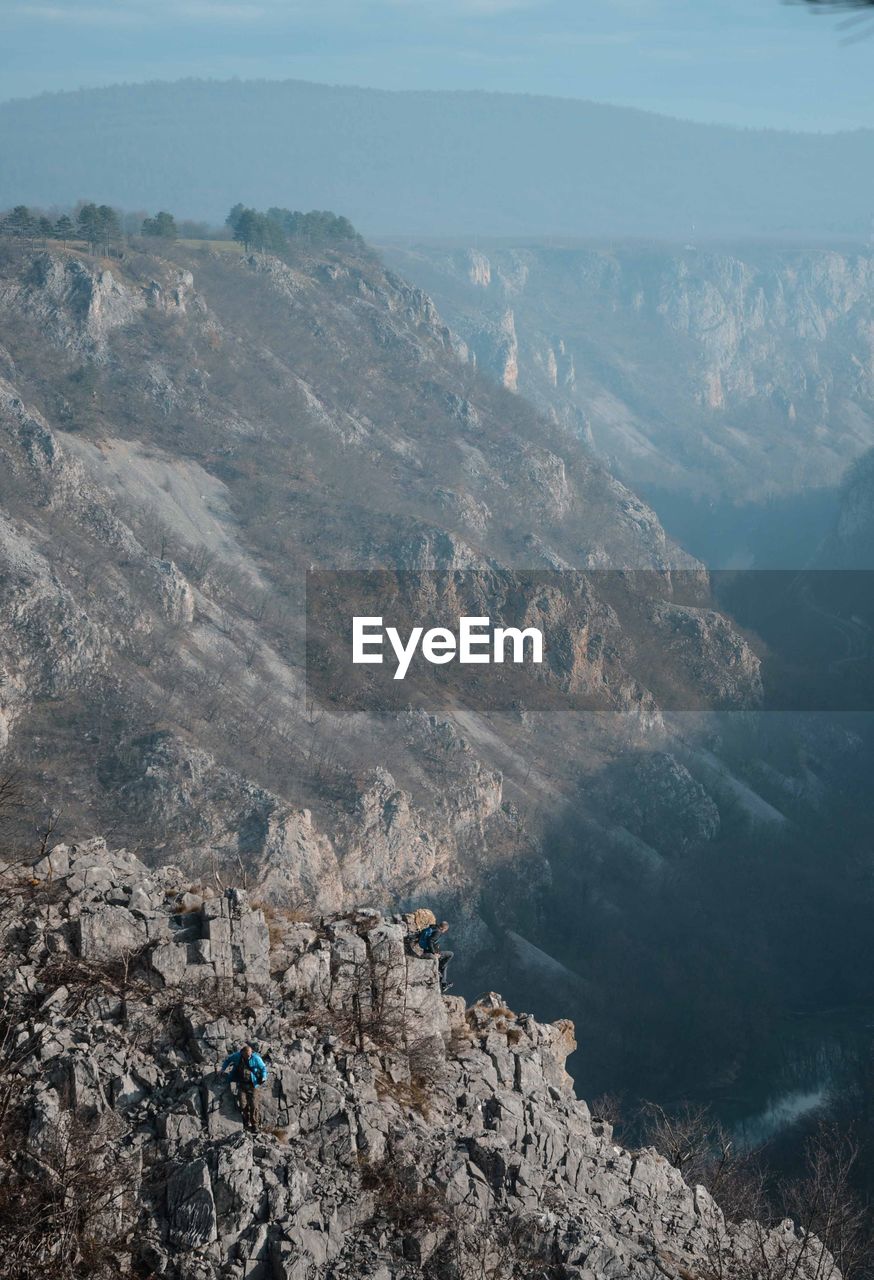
[0, 771, 22, 832]
[0, 1110, 137, 1278]
[641, 1100, 724, 1185]
[780, 1122, 874, 1279]
[36, 807, 62, 860]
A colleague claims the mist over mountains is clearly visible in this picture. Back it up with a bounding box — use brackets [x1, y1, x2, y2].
[384, 239, 874, 565]
[4, 78, 874, 238]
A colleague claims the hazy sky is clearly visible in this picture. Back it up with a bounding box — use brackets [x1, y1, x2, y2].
[2, 0, 873, 132]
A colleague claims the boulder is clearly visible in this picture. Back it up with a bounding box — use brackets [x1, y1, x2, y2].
[76, 904, 147, 961]
[167, 1159, 219, 1249]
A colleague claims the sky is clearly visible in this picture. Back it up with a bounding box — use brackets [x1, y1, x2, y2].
[2, 0, 873, 132]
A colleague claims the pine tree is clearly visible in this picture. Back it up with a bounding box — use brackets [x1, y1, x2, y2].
[141, 211, 178, 239]
[97, 205, 121, 246]
[77, 203, 102, 252]
[5, 206, 36, 241]
[76, 203, 121, 253]
[226, 203, 245, 235]
[232, 208, 260, 252]
[54, 215, 74, 247]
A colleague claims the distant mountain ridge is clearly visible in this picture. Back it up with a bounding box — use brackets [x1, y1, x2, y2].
[3, 78, 874, 237]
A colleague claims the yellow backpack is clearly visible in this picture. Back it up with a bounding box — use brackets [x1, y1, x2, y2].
[406, 907, 436, 933]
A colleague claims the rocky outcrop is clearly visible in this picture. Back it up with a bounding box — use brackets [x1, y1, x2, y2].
[0, 839, 839, 1279]
[607, 751, 721, 853]
[469, 307, 519, 391]
[0, 252, 145, 358]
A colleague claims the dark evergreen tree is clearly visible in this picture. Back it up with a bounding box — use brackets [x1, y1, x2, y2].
[226, 203, 246, 235]
[54, 214, 74, 246]
[4, 205, 35, 240]
[97, 204, 121, 245]
[265, 206, 361, 245]
[141, 211, 178, 239]
[76, 203, 102, 251]
[231, 208, 268, 251]
[76, 203, 122, 253]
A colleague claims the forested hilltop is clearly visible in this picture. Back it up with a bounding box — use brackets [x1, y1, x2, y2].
[0, 199, 362, 254]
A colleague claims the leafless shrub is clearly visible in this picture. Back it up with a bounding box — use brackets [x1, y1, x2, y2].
[0, 771, 23, 826]
[779, 1122, 874, 1280]
[36, 807, 62, 860]
[29, 947, 154, 1018]
[181, 542, 216, 584]
[311, 942, 409, 1055]
[187, 974, 254, 1022]
[361, 1156, 449, 1234]
[428, 1206, 549, 1280]
[590, 1091, 624, 1130]
[377, 1064, 436, 1119]
[642, 1099, 736, 1188]
[0, 1110, 137, 1278]
[0, 1000, 36, 1131]
[645, 1103, 868, 1280]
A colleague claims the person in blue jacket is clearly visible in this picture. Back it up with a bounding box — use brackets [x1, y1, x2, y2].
[220, 1044, 268, 1130]
[417, 920, 453, 992]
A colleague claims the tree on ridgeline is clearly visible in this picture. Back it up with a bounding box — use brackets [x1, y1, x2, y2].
[76, 203, 101, 252]
[226, 203, 361, 254]
[2, 205, 36, 242]
[225, 203, 245, 236]
[266, 206, 361, 245]
[229, 206, 286, 253]
[141, 211, 178, 239]
[97, 204, 121, 247]
[54, 214, 74, 247]
[77, 203, 122, 254]
[231, 207, 259, 251]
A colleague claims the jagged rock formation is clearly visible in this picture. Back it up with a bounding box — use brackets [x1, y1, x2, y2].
[0, 839, 839, 1279]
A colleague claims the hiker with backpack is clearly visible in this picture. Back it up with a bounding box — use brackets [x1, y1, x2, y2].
[417, 919, 453, 993]
[219, 1044, 268, 1131]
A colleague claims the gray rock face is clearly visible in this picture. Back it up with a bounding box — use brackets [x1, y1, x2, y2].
[0, 251, 154, 362]
[609, 751, 721, 853]
[0, 838, 839, 1279]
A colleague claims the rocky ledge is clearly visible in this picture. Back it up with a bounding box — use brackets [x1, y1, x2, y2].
[0, 839, 837, 1279]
